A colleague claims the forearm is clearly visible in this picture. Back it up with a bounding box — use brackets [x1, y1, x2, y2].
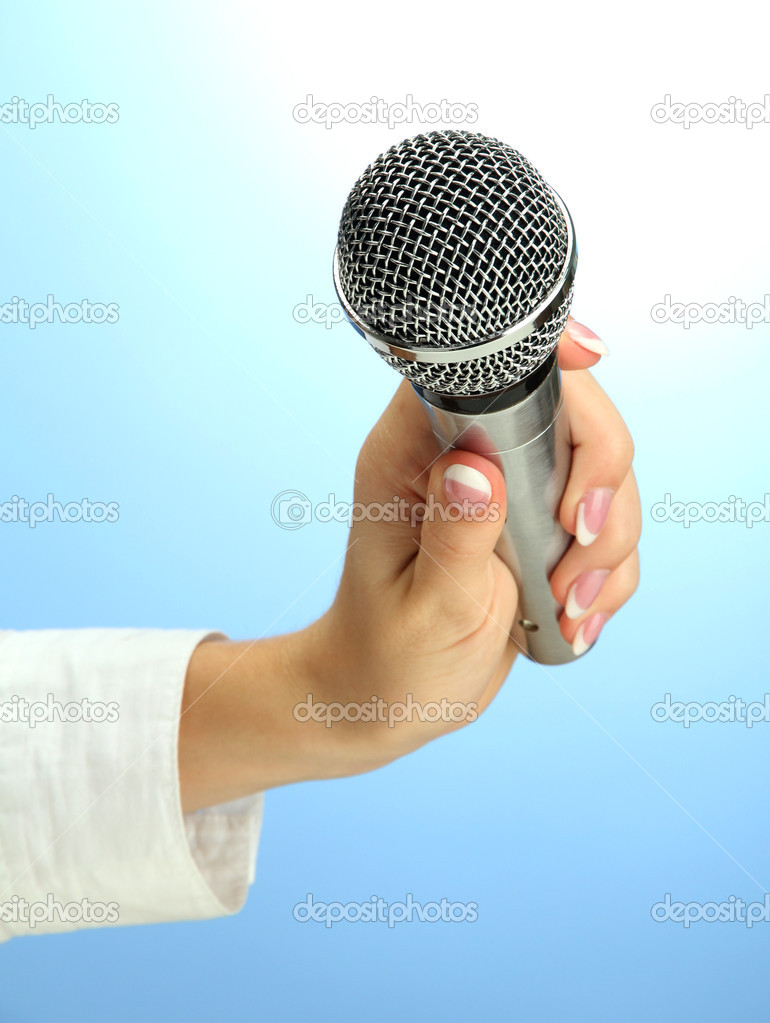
[178, 624, 385, 813]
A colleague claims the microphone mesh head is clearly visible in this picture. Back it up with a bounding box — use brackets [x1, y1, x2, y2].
[336, 130, 574, 396]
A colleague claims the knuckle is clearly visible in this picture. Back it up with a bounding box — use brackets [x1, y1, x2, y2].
[604, 511, 641, 556]
[603, 431, 635, 473]
[618, 555, 641, 602]
[422, 526, 469, 567]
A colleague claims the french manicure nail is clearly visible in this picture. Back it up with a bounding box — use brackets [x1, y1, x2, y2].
[565, 569, 610, 620]
[572, 611, 609, 657]
[576, 487, 614, 546]
[443, 463, 492, 506]
[566, 320, 610, 357]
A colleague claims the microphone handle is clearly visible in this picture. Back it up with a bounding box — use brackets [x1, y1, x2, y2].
[414, 354, 579, 665]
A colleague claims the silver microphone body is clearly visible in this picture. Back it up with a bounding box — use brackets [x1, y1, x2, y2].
[415, 356, 574, 664]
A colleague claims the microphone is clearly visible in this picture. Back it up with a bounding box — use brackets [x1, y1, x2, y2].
[333, 130, 580, 665]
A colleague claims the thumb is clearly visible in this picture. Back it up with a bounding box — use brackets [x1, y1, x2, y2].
[411, 452, 510, 606]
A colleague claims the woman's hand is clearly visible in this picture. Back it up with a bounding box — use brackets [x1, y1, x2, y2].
[180, 319, 641, 810]
[297, 318, 641, 768]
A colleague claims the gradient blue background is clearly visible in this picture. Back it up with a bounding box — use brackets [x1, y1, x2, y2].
[1, 2, 769, 1020]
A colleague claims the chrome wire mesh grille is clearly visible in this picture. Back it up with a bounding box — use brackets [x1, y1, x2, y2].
[336, 131, 573, 396]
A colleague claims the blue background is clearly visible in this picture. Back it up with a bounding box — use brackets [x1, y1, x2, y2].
[1, 2, 769, 1020]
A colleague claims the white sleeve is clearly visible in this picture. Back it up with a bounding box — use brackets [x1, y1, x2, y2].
[0, 628, 264, 941]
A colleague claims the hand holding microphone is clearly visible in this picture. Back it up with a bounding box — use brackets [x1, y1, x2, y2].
[298, 333, 640, 773]
[178, 134, 641, 805]
[179, 307, 640, 806]
[333, 131, 640, 665]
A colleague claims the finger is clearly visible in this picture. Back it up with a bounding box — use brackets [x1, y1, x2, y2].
[479, 544, 640, 708]
[558, 370, 635, 545]
[347, 380, 443, 582]
[558, 549, 640, 653]
[557, 316, 609, 372]
[410, 450, 512, 608]
[551, 469, 641, 600]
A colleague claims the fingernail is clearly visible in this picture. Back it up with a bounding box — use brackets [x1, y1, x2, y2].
[565, 569, 610, 620]
[443, 463, 492, 506]
[566, 320, 610, 357]
[576, 487, 614, 546]
[572, 611, 609, 656]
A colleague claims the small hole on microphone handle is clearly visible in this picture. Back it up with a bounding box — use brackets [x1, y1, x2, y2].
[518, 619, 539, 632]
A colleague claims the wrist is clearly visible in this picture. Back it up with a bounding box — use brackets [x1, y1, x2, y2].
[178, 623, 387, 813]
[287, 615, 396, 780]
